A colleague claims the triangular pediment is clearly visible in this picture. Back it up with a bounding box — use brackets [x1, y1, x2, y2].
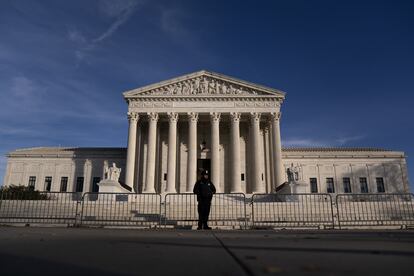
[123, 70, 285, 98]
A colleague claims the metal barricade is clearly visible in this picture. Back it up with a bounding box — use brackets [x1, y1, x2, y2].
[164, 193, 247, 229]
[251, 193, 334, 229]
[336, 193, 414, 229]
[80, 193, 162, 227]
[0, 191, 80, 225]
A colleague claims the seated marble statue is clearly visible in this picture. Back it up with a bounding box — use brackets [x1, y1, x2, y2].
[287, 163, 301, 183]
[104, 163, 121, 182]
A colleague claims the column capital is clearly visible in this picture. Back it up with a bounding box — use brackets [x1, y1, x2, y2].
[127, 112, 139, 122]
[167, 112, 179, 122]
[147, 112, 159, 122]
[210, 112, 221, 122]
[250, 112, 261, 123]
[187, 112, 199, 122]
[230, 112, 241, 122]
[270, 111, 282, 121]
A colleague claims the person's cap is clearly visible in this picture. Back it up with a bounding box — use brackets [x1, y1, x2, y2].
[201, 170, 209, 176]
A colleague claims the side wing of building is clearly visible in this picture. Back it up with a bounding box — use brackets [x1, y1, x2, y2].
[282, 148, 410, 194]
[2, 147, 410, 194]
[2, 147, 126, 193]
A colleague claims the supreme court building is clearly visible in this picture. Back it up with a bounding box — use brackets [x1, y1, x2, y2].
[2, 71, 410, 194]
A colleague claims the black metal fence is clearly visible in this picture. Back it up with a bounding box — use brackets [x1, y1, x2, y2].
[80, 193, 161, 227]
[336, 193, 414, 229]
[1, 191, 413, 229]
[0, 191, 80, 225]
[164, 193, 247, 229]
[251, 193, 334, 229]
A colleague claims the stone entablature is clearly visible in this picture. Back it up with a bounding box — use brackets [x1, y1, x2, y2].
[282, 148, 406, 159]
[9, 147, 403, 159]
[7, 147, 126, 159]
[127, 98, 281, 113]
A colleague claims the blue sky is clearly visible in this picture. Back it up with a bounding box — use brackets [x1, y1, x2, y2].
[0, 0, 413, 189]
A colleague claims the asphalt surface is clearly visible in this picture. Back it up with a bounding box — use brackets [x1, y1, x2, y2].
[0, 227, 413, 276]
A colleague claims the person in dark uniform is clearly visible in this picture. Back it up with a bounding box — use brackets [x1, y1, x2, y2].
[193, 170, 216, 230]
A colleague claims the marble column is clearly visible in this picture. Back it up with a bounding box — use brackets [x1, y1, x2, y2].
[271, 112, 284, 188]
[251, 112, 264, 193]
[186, 112, 198, 192]
[263, 126, 272, 193]
[268, 122, 276, 191]
[125, 112, 139, 188]
[210, 112, 221, 192]
[230, 112, 242, 193]
[144, 112, 158, 193]
[166, 112, 178, 193]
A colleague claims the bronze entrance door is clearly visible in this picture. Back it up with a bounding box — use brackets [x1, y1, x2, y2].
[197, 159, 211, 178]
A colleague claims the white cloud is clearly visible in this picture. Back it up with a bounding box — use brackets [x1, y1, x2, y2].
[67, 29, 87, 44]
[93, 5, 137, 43]
[98, 0, 141, 18]
[68, 0, 142, 62]
[336, 135, 365, 145]
[10, 76, 36, 97]
[160, 8, 187, 38]
[283, 134, 366, 148]
[283, 138, 330, 147]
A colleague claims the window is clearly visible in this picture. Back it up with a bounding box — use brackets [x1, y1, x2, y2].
[60, 177, 68, 192]
[343, 177, 352, 193]
[376, 177, 385, 193]
[241, 173, 245, 181]
[326, 178, 335, 193]
[164, 173, 167, 181]
[28, 176, 36, 190]
[76, 177, 84, 192]
[310, 178, 318, 193]
[360, 177, 368, 193]
[92, 177, 101, 193]
[44, 176, 52, 192]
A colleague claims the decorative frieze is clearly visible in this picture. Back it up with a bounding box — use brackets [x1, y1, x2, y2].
[129, 99, 280, 113]
[129, 98, 280, 108]
[137, 75, 267, 96]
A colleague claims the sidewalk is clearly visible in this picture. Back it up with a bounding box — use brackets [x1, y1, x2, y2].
[0, 227, 413, 275]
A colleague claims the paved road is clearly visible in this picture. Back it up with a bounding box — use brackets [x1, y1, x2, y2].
[0, 227, 413, 275]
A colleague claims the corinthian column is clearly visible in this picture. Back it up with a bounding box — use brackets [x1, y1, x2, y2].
[230, 112, 242, 193]
[270, 112, 284, 188]
[251, 112, 264, 193]
[125, 112, 139, 189]
[144, 112, 158, 193]
[166, 112, 178, 193]
[210, 112, 221, 192]
[186, 112, 198, 192]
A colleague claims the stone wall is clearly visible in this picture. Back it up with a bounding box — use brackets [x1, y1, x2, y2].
[2, 147, 409, 194]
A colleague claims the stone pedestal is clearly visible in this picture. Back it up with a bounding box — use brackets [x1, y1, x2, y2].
[277, 180, 308, 194]
[98, 180, 131, 193]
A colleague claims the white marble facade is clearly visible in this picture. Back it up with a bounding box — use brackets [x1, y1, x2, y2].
[2, 71, 411, 194]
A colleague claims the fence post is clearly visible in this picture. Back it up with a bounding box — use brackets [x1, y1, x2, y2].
[251, 195, 255, 229]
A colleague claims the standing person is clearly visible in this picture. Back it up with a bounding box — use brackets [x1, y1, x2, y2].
[193, 170, 216, 230]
